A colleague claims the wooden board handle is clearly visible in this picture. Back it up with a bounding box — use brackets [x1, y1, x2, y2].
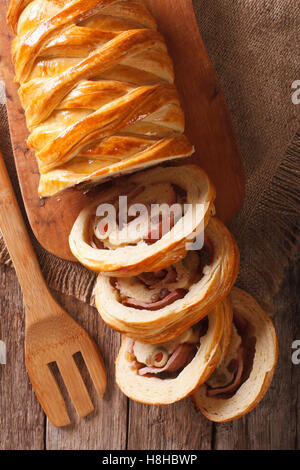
[0, 152, 49, 310]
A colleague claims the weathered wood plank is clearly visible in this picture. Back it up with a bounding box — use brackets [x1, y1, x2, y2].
[0, 265, 45, 450]
[213, 258, 300, 450]
[291, 259, 300, 450]
[127, 399, 212, 450]
[46, 292, 127, 450]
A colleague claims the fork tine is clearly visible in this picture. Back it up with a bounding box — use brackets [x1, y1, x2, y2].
[80, 338, 107, 399]
[26, 360, 70, 427]
[57, 356, 94, 418]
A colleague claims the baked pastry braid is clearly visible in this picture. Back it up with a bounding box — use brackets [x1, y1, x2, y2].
[69, 165, 216, 276]
[115, 298, 233, 405]
[192, 287, 278, 422]
[95, 217, 239, 343]
[7, 0, 194, 197]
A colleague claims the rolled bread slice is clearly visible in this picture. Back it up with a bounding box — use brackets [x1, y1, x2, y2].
[192, 287, 278, 422]
[115, 298, 233, 405]
[69, 165, 215, 276]
[95, 217, 239, 343]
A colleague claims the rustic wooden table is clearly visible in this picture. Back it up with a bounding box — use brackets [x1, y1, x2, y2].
[0, 255, 299, 450]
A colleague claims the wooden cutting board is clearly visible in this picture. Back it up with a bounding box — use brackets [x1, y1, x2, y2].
[0, 0, 245, 261]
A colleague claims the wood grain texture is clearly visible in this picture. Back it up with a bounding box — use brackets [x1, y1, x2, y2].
[0, 266, 45, 450]
[127, 400, 212, 450]
[46, 292, 127, 450]
[0, 0, 244, 261]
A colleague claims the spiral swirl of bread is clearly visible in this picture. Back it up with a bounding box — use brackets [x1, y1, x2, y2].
[95, 217, 239, 344]
[115, 298, 233, 405]
[192, 288, 278, 422]
[69, 165, 216, 276]
[7, 0, 194, 197]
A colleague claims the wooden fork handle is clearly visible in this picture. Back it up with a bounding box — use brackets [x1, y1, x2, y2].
[0, 152, 49, 310]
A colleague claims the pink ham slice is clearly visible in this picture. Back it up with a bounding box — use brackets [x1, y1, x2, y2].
[138, 266, 177, 289]
[96, 219, 109, 236]
[207, 347, 244, 397]
[143, 205, 181, 243]
[138, 343, 196, 376]
[152, 266, 177, 288]
[143, 219, 165, 244]
[123, 288, 187, 311]
[233, 312, 248, 335]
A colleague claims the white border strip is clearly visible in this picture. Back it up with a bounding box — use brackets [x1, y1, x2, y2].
[0, 80, 6, 105]
[0, 340, 6, 364]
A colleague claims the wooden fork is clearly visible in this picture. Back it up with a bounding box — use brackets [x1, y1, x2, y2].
[0, 152, 106, 427]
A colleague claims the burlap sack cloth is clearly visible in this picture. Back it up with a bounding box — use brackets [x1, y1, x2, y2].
[0, 0, 299, 312]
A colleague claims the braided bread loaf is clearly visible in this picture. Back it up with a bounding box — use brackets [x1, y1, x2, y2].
[7, 0, 194, 197]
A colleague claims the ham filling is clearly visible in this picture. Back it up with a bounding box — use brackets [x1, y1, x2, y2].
[114, 242, 213, 311]
[207, 347, 244, 397]
[139, 266, 177, 287]
[206, 313, 256, 398]
[126, 320, 208, 379]
[123, 288, 187, 311]
[138, 343, 196, 376]
[89, 182, 187, 250]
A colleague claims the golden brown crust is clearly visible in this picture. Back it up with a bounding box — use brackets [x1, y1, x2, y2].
[115, 298, 233, 405]
[69, 165, 216, 278]
[192, 287, 278, 422]
[95, 217, 239, 343]
[8, 0, 194, 196]
[7, 0, 31, 31]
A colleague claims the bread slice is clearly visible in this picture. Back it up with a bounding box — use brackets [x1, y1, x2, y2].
[95, 217, 239, 344]
[69, 165, 215, 276]
[192, 287, 278, 422]
[115, 298, 232, 405]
